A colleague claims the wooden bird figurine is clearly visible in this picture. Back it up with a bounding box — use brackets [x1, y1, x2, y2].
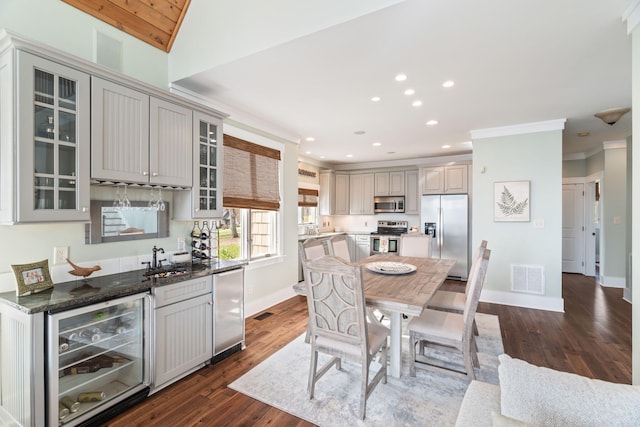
[66, 258, 102, 279]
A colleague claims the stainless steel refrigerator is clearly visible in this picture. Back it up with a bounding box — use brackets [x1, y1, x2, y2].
[421, 194, 469, 279]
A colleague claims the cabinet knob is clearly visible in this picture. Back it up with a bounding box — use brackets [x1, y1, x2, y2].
[195, 208, 200, 212]
[208, 300, 213, 305]
[152, 172, 159, 177]
[81, 207, 88, 212]
[142, 171, 149, 176]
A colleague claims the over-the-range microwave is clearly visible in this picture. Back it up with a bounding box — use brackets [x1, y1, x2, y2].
[373, 196, 405, 213]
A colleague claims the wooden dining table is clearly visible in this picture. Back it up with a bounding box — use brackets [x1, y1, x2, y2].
[355, 254, 456, 378]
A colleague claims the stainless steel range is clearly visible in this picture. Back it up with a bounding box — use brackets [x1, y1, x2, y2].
[370, 220, 408, 255]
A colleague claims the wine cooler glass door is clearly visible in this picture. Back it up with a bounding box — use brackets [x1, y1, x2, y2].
[47, 293, 150, 426]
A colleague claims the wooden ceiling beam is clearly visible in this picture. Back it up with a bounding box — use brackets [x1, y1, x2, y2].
[62, 0, 190, 52]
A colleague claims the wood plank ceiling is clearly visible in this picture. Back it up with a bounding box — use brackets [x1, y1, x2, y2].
[62, 0, 191, 52]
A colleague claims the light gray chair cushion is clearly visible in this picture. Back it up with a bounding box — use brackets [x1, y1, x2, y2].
[499, 354, 640, 427]
[407, 309, 464, 341]
[428, 289, 465, 311]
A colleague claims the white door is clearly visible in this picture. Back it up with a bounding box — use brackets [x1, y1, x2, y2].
[562, 183, 584, 273]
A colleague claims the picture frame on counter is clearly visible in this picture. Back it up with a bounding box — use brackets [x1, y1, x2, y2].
[11, 259, 54, 296]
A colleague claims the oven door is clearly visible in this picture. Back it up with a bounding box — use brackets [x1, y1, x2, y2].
[370, 236, 400, 255]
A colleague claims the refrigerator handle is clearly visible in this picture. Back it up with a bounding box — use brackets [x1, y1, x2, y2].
[438, 207, 443, 249]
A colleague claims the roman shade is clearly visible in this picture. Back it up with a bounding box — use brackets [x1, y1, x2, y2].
[223, 134, 281, 210]
[298, 188, 318, 207]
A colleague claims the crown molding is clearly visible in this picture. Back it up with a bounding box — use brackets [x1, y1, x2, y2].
[602, 139, 627, 150]
[470, 119, 566, 140]
[623, 0, 640, 34]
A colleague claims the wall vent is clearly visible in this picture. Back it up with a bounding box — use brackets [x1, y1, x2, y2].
[95, 31, 122, 72]
[511, 264, 545, 295]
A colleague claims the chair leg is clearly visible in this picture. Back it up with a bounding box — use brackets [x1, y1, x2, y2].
[409, 331, 417, 377]
[472, 318, 479, 336]
[471, 336, 480, 368]
[308, 349, 318, 398]
[360, 359, 369, 419]
[304, 323, 310, 344]
[463, 344, 476, 381]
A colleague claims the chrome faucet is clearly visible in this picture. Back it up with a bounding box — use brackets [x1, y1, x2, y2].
[152, 245, 165, 269]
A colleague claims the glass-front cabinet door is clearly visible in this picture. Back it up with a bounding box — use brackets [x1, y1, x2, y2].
[193, 111, 223, 218]
[17, 51, 90, 222]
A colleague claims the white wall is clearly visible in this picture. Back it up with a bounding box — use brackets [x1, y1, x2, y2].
[601, 142, 628, 286]
[0, 0, 168, 88]
[471, 124, 564, 312]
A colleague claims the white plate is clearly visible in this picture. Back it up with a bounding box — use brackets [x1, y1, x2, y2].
[365, 262, 417, 275]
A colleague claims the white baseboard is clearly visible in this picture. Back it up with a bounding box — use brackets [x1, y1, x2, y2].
[480, 289, 564, 312]
[245, 285, 298, 318]
[600, 275, 626, 288]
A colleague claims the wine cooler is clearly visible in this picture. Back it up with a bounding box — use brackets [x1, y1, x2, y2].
[47, 293, 151, 426]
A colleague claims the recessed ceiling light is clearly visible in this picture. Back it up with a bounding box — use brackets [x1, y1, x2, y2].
[346, 154, 354, 158]
[371, 96, 381, 102]
[578, 132, 590, 137]
[426, 120, 438, 126]
[404, 89, 415, 96]
[354, 130, 366, 135]
[412, 100, 423, 107]
[305, 137, 315, 142]
[442, 80, 455, 88]
[395, 73, 407, 82]
[372, 142, 382, 147]
[320, 156, 325, 159]
[305, 151, 311, 155]
[442, 145, 451, 149]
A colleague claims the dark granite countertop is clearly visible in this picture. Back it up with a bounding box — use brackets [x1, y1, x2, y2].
[0, 260, 245, 315]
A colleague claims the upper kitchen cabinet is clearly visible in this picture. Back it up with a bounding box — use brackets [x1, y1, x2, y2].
[319, 171, 349, 215]
[0, 50, 90, 223]
[91, 77, 192, 187]
[349, 173, 374, 215]
[420, 165, 468, 195]
[404, 169, 419, 214]
[174, 111, 224, 219]
[374, 171, 404, 196]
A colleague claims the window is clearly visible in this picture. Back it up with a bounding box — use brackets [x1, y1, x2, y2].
[218, 208, 279, 261]
[220, 133, 282, 262]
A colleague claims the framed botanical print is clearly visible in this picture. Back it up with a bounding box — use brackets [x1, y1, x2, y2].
[494, 181, 530, 222]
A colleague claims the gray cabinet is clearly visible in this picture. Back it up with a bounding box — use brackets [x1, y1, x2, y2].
[405, 169, 419, 214]
[421, 165, 468, 194]
[214, 268, 245, 355]
[152, 276, 213, 391]
[353, 234, 371, 261]
[173, 111, 224, 219]
[349, 173, 374, 215]
[375, 171, 404, 196]
[91, 78, 192, 187]
[319, 171, 349, 215]
[0, 50, 90, 223]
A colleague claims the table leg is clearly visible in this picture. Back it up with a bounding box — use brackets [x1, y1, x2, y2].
[389, 311, 402, 378]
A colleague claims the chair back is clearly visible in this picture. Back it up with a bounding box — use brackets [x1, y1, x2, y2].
[399, 234, 432, 257]
[327, 234, 351, 262]
[299, 238, 327, 263]
[463, 249, 491, 340]
[465, 240, 488, 296]
[302, 255, 368, 354]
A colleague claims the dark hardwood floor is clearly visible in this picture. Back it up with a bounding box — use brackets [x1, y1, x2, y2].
[103, 273, 631, 426]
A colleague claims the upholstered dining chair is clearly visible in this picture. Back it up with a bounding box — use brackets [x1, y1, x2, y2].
[302, 255, 389, 420]
[399, 234, 432, 257]
[427, 240, 488, 335]
[408, 248, 491, 380]
[326, 234, 351, 262]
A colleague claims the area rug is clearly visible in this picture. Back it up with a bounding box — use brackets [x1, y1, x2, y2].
[229, 313, 504, 426]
